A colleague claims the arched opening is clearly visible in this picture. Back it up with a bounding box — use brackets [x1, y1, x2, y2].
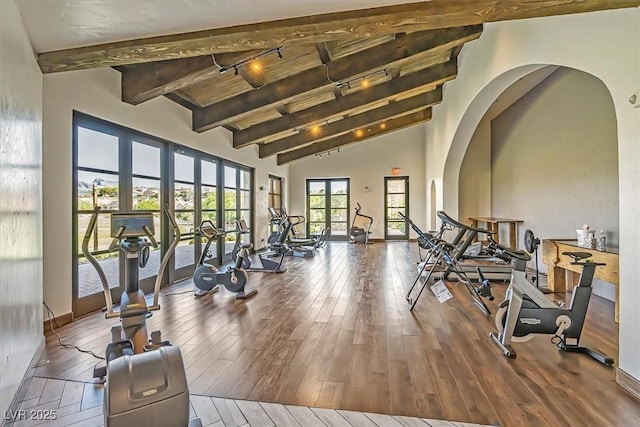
[452, 65, 619, 299]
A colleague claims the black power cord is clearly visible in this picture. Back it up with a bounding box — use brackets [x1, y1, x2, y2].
[43, 301, 105, 360]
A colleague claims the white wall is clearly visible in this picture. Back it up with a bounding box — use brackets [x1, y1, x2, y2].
[42, 67, 288, 318]
[492, 67, 619, 300]
[0, 0, 43, 415]
[424, 9, 640, 382]
[288, 125, 426, 239]
[458, 119, 491, 225]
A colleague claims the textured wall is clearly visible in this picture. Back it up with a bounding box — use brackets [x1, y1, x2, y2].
[0, 0, 44, 416]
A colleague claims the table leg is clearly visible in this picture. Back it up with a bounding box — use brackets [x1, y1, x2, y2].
[471, 220, 479, 242]
[509, 222, 517, 249]
[490, 223, 498, 244]
[615, 286, 619, 323]
[548, 266, 567, 293]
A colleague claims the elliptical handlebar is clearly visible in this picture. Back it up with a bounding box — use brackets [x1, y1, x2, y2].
[150, 204, 181, 311]
[82, 206, 117, 318]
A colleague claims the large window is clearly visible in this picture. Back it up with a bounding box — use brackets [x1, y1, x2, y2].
[306, 178, 349, 241]
[385, 176, 409, 240]
[73, 113, 254, 316]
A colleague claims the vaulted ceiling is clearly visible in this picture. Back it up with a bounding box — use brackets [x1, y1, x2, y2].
[29, 0, 640, 164]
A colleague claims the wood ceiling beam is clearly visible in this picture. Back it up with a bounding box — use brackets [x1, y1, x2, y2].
[194, 26, 480, 132]
[276, 109, 432, 165]
[259, 90, 440, 158]
[233, 61, 453, 148]
[37, 1, 640, 73]
[120, 55, 218, 105]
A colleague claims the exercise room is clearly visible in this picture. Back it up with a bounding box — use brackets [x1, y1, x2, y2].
[2, 1, 639, 426]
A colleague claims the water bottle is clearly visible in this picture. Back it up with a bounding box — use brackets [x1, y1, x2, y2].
[597, 230, 606, 251]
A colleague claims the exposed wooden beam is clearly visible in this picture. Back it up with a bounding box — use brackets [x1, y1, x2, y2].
[277, 109, 432, 165]
[259, 90, 440, 158]
[38, 1, 640, 73]
[233, 61, 453, 148]
[194, 26, 480, 132]
[120, 55, 218, 105]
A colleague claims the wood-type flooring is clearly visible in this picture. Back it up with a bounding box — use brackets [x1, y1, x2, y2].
[30, 242, 640, 426]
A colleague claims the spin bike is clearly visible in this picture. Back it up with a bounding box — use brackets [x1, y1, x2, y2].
[232, 219, 287, 273]
[489, 243, 614, 366]
[83, 205, 200, 426]
[349, 202, 373, 244]
[193, 220, 257, 299]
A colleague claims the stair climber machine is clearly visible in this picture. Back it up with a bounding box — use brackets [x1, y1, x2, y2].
[349, 203, 373, 244]
[232, 219, 287, 273]
[83, 205, 201, 427]
[489, 241, 614, 366]
[193, 220, 257, 299]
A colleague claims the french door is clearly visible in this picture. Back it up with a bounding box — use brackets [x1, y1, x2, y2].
[385, 176, 409, 240]
[73, 113, 254, 316]
[306, 178, 350, 241]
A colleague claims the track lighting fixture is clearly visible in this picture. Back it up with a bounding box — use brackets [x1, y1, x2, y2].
[218, 46, 284, 75]
[336, 68, 389, 89]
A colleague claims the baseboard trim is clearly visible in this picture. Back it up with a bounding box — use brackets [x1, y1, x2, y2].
[617, 368, 640, 401]
[43, 311, 74, 335]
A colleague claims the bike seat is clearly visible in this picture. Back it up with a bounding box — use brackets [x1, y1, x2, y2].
[562, 251, 592, 262]
[241, 243, 253, 250]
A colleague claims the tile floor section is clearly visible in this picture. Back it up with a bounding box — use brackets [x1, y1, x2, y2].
[4, 377, 496, 427]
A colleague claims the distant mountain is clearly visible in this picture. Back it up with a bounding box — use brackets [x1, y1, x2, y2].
[78, 177, 118, 190]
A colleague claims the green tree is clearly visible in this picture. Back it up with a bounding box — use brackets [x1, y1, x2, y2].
[134, 199, 160, 210]
[99, 186, 118, 197]
[202, 191, 217, 210]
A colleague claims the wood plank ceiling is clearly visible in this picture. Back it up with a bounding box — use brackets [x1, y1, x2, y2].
[36, 1, 640, 165]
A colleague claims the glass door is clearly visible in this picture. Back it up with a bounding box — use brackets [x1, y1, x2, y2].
[385, 176, 409, 240]
[306, 178, 350, 241]
[74, 123, 122, 315]
[200, 159, 218, 265]
[131, 139, 162, 293]
[173, 151, 196, 279]
[222, 165, 253, 263]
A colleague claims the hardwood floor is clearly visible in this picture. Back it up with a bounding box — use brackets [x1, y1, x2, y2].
[31, 242, 640, 426]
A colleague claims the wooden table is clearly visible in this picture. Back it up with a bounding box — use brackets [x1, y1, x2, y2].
[542, 239, 619, 322]
[468, 216, 524, 249]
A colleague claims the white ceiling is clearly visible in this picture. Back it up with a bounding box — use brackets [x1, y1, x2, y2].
[15, 0, 420, 53]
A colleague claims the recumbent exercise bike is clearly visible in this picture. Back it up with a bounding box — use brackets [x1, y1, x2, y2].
[489, 241, 614, 366]
[193, 219, 257, 299]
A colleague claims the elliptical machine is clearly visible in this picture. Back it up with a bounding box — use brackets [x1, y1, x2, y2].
[232, 219, 287, 273]
[489, 242, 614, 366]
[349, 202, 373, 244]
[193, 220, 257, 299]
[83, 205, 200, 427]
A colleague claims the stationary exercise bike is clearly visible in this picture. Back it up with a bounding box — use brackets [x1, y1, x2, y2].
[193, 220, 257, 299]
[84, 205, 201, 426]
[349, 202, 373, 244]
[489, 244, 614, 366]
[232, 219, 287, 273]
